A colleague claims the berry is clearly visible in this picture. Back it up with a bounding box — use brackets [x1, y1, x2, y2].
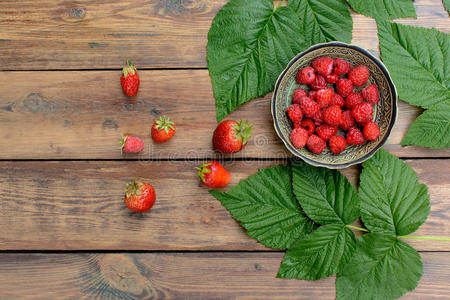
[336, 78, 354, 97]
[286, 104, 303, 124]
[345, 92, 364, 109]
[352, 102, 373, 125]
[316, 124, 338, 142]
[307, 134, 326, 154]
[292, 88, 308, 104]
[197, 161, 231, 188]
[323, 105, 343, 126]
[296, 66, 316, 85]
[346, 127, 365, 145]
[213, 119, 253, 153]
[311, 56, 334, 76]
[151, 116, 176, 144]
[316, 88, 333, 108]
[329, 135, 347, 155]
[120, 135, 144, 154]
[325, 74, 338, 84]
[310, 75, 327, 90]
[290, 127, 309, 148]
[308, 90, 317, 100]
[300, 97, 320, 118]
[363, 121, 380, 141]
[362, 84, 380, 104]
[333, 58, 351, 75]
[300, 119, 315, 135]
[331, 93, 345, 107]
[340, 110, 355, 131]
[124, 180, 155, 213]
[313, 109, 324, 126]
[348, 65, 370, 86]
[120, 60, 140, 97]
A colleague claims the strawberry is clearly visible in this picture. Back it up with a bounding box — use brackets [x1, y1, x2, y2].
[316, 124, 338, 142]
[197, 161, 231, 188]
[336, 78, 354, 97]
[363, 121, 380, 141]
[348, 65, 370, 86]
[213, 119, 253, 153]
[151, 115, 176, 144]
[345, 92, 364, 109]
[352, 102, 373, 125]
[325, 73, 338, 84]
[292, 88, 308, 104]
[312, 56, 334, 76]
[329, 135, 347, 155]
[308, 90, 317, 100]
[290, 127, 309, 148]
[124, 180, 155, 212]
[333, 58, 351, 75]
[300, 119, 315, 135]
[362, 84, 380, 104]
[310, 75, 327, 90]
[307, 134, 326, 154]
[316, 88, 333, 108]
[340, 110, 355, 131]
[346, 127, 365, 145]
[300, 97, 320, 119]
[120, 60, 140, 97]
[296, 66, 316, 85]
[323, 105, 343, 126]
[286, 104, 303, 124]
[120, 135, 144, 153]
[331, 93, 345, 107]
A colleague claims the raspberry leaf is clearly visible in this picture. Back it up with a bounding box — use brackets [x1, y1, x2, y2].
[346, 0, 416, 20]
[359, 149, 430, 236]
[336, 233, 422, 300]
[444, 0, 450, 15]
[278, 224, 356, 280]
[209, 165, 314, 249]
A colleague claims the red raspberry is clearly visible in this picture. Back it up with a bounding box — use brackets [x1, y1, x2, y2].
[345, 92, 364, 109]
[362, 84, 380, 104]
[307, 134, 327, 154]
[323, 105, 343, 126]
[363, 121, 380, 141]
[316, 88, 333, 108]
[292, 88, 308, 104]
[331, 93, 344, 107]
[346, 127, 365, 145]
[329, 135, 347, 155]
[296, 66, 316, 85]
[286, 104, 303, 124]
[348, 65, 370, 86]
[352, 102, 373, 125]
[325, 74, 338, 84]
[311, 56, 334, 76]
[316, 124, 338, 142]
[333, 58, 351, 75]
[308, 90, 317, 100]
[300, 119, 315, 135]
[300, 97, 320, 119]
[313, 109, 324, 126]
[290, 127, 309, 149]
[336, 78, 354, 97]
[310, 75, 327, 90]
[340, 110, 355, 131]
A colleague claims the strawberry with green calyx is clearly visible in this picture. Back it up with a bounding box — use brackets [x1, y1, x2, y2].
[197, 161, 231, 188]
[120, 60, 140, 97]
[151, 115, 176, 144]
[120, 135, 144, 154]
[124, 180, 155, 212]
[213, 119, 253, 153]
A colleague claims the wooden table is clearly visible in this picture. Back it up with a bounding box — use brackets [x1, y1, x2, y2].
[0, 0, 449, 298]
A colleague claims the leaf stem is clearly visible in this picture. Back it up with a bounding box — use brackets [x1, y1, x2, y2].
[277, 0, 286, 8]
[398, 235, 450, 241]
[346, 225, 370, 232]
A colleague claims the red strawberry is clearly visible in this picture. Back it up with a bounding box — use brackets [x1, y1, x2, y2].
[325, 74, 338, 84]
[331, 93, 345, 107]
[346, 127, 365, 145]
[307, 134, 326, 154]
[300, 119, 315, 135]
[340, 110, 355, 131]
[348, 65, 370, 86]
[316, 88, 333, 108]
[313, 109, 324, 126]
[308, 90, 317, 100]
[296, 66, 316, 85]
[329, 135, 347, 155]
[312, 56, 334, 76]
[323, 105, 343, 126]
[333, 58, 351, 75]
[120, 60, 140, 97]
[310, 75, 327, 90]
[292, 88, 308, 104]
[362, 84, 380, 104]
[197, 161, 231, 188]
[363, 121, 380, 141]
[352, 103, 373, 125]
[316, 124, 338, 142]
[124, 180, 155, 212]
[151, 115, 176, 144]
[120, 135, 144, 153]
[212, 119, 253, 153]
[345, 92, 364, 109]
[336, 78, 354, 97]
[286, 104, 303, 124]
[290, 127, 309, 148]
[300, 97, 320, 118]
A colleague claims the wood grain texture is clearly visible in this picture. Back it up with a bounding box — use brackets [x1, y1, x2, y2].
[0, 252, 448, 299]
[0, 160, 448, 251]
[0, 0, 448, 70]
[0, 70, 448, 159]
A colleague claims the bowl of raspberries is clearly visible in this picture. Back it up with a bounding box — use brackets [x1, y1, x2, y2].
[271, 42, 397, 168]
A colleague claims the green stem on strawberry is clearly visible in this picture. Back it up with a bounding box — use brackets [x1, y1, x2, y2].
[346, 224, 450, 241]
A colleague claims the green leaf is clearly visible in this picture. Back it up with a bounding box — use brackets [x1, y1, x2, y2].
[278, 224, 356, 280]
[346, 0, 416, 20]
[209, 165, 314, 249]
[292, 162, 360, 225]
[359, 149, 430, 236]
[289, 0, 353, 44]
[207, 0, 307, 122]
[336, 233, 422, 300]
[444, 0, 450, 15]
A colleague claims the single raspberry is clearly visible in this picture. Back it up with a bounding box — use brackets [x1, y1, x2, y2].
[323, 105, 343, 126]
[336, 78, 354, 97]
[316, 88, 333, 108]
[307, 134, 327, 154]
[331, 93, 345, 107]
[352, 102, 373, 125]
[329, 135, 347, 155]
[310, 75, 327, 90]
[300, 119, 315, 135]
[292, 88, 308, 104]
[316, 124, 338, 142]
[345, 92, 364, 109]
[300, 97, 320, 118]
[325, 74, 338, 84]
[362, 84, 380, 104]
[340, 110, 355, 131]
[290, 127, 309, 149]
[296, 66, 316, 85]
[286, 104, 303, 124]
[348, 65, 370, 86]
[313, 109, 324, 126]
[311, 56, 334, 76]
[308, 90, 317, 100]
[363, 121, 380, 141]
[333, 58, 351, 75]
[346, 127, 365, 145]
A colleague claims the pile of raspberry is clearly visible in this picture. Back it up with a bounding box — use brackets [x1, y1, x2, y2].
[286, 56, 381, 155]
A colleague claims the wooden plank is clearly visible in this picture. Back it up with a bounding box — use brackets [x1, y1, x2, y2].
[0, 0, 448, 70]
[0, 252, 448, 299]
[0, 160, 448, 251]
[0, 70, 448, 159]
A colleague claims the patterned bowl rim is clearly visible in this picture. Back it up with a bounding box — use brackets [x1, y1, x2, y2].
[271, 41, 398, 169]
